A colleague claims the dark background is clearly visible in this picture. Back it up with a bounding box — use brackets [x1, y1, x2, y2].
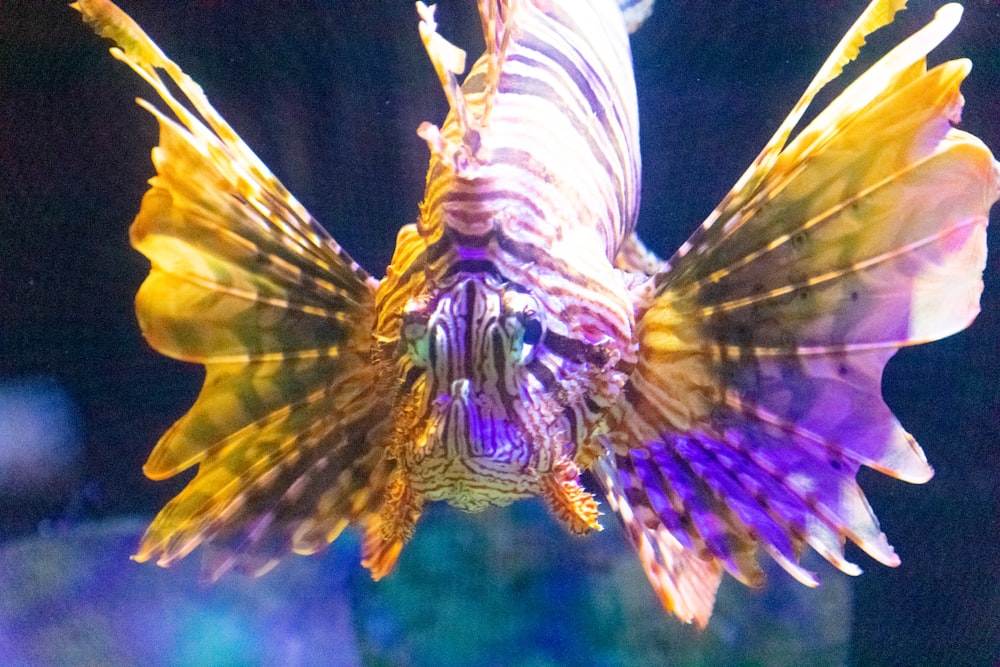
[1, 1, 998, 664]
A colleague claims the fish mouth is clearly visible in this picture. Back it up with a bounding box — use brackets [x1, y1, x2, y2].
[421, 379, 532, 467]
[409, 378, 539, 510]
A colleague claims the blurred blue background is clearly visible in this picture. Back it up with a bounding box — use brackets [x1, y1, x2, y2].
[1, 1, 998, 664]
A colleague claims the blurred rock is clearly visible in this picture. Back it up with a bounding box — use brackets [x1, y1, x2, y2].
[0, 504, 851, 666]
[0, 518, 360, 666]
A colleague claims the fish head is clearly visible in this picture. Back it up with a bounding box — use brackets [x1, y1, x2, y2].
[394, 273, 551, 510]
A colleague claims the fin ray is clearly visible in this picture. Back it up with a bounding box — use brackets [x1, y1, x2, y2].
[608, 0, 998, 623]
[75, 0, 392, 573]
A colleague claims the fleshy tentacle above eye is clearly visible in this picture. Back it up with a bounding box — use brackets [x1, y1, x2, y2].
[73, 0, 392, 579]
[603, 1, 999, 626]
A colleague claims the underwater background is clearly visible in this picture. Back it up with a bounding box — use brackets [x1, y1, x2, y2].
[1, 1, 998, 664]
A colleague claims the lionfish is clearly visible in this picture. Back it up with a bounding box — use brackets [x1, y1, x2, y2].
[75, 0, 996, 626]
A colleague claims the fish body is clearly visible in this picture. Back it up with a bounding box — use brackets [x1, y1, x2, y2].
[75, 0, 997, 625]
[370, 1, 643, 559]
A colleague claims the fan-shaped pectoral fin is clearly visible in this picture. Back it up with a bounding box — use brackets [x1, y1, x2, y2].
[610, 0, 997, 626]
[76, 0, 390, 578]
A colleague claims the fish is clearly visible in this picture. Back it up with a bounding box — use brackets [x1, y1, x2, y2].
[73, 0, 997, 626]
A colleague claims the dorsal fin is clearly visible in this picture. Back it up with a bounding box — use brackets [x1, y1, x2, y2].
[416, 2, 481, 175]
[414, 1, 523, 173]
[477, 0, 517, 125]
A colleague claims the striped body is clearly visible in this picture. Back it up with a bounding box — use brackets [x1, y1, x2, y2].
[77, 0, 997, 626]
[373, 0, 641, 524]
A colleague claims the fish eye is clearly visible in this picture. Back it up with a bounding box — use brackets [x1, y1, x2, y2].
[522, 316, 542, 347]
[401, 302, 431, 367]
[516, 312, 544, 364]
[502, 291, 544, 365]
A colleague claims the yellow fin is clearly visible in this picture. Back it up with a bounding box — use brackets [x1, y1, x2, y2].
[77, 0, 391, 577]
